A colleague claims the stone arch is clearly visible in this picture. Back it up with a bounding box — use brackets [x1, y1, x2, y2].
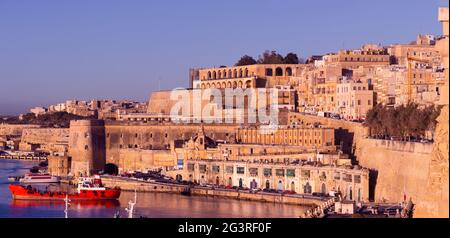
[266, 68, 273, 76]
[211, 83, 216, 88]
[286, 67, 293, 76]
[218, 71, 222, 79]
[244, 68, 249, 77]
[321, 183, 326, 194]
[104, 163, 119, 175]
[304, 182, 312, 194]
[239, 69, 243, 78]
[208, 71, 212, 79]
[227, 81, 232, 88]
[245, 80, 252, 88]
[201, 84, 205, 89]
[275, 67, 283, 76]
[277, 180, 283, 190]
[223, 70, 227, 78]
[222, 82, 226, 88]
[228, 69, 232, 78]
[212, 71, 217, 79]
[233, 69, 238, 78]
[238, 81, 243, 88]
[232, 81, 237, 89]
[206, 83, 210, 89]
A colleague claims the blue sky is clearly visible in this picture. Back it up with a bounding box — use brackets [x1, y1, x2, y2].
[0, 0, 448, 115]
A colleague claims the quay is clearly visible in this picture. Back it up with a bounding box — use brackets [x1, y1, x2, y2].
[100, 176, 328, 208]
[0, 155, 47, 161]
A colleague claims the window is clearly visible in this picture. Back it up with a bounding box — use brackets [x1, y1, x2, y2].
[275, 169, 285, 177]
[199, 165, 207, 173]
[187, 163, 195, 172]
[301, 170, 310, 179]
[286, 169, 295, 177]
[212, 165, 220, 173]
[236, 167, 245, 174]
[265, 68, 273, 76]
[226, 166, 234, 174]
[264, 168, 272, 177]
[343, 173, 352, 182]
[249, 168, 258, 177]
[354, 175, 361, 183]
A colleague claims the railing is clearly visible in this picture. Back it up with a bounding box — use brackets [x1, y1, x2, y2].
[0, 155, 47, 161]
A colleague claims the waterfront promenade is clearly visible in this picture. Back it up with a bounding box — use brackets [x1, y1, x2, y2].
[100, 176, 331, 208]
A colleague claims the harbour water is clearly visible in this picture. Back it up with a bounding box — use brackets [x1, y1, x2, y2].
[0, 160, 310, 218]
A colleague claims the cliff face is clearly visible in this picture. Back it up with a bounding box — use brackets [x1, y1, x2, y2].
[421, 105, 449, 218]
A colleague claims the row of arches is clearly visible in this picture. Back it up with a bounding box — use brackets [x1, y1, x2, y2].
[185, 174, 362, 201]
[207, 68, 252, 80]
[265, 67, 293, 77]
[198, 79, 253, 89]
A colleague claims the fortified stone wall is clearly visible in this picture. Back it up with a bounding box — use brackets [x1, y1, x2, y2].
[69, 120, 106, 176]
[117, 149, 176, 173]
[20, 128, 69, 153]
[354, 139, 441, 217]
[0, 124, 40, 136]
[104, 122, 238, 166]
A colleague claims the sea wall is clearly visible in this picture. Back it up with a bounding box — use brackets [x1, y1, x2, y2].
[355, 138, 442, 217]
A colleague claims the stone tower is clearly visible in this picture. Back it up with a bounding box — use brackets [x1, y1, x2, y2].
[68, 120, 106, 177]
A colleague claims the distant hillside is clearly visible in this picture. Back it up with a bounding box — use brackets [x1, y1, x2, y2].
[0, 112, 96, 128]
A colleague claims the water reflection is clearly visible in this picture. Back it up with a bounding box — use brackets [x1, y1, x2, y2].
[1, 160, 309, 218]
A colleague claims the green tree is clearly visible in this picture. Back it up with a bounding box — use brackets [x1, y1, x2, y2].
[257, 50, 285, 64]
[235, 55, 257, 66]
[284, 53, 300, 64]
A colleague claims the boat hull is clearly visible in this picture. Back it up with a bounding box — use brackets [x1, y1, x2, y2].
[9, 184, 121, 201]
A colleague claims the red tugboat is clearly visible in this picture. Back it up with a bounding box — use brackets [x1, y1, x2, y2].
[9, 175, 121, 201]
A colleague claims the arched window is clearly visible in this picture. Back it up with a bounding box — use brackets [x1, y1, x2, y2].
[239, 69, 243, 78]
[275, 67, 283, 76]
[245, 80, 252, 88]
[207, 71, 212, 79]
[321, 183, 326, 194]
[266, 68, 273, 76]
[291, 181, 295, 192]
[218, 71, 222, 79]
[286, 67, 292, 76]
[223, 70, 227, 78]
[232, 81, 237, 89]
[245, 68, 249, 77]
[212, 71, 217, 79]
[228, 70, 232, 78]
[277, 180, 283, 190]
[233, 69, 238, 78]
[303, 182, 312, 194]
[238, 81, 243, 88]
[265, 180, 270, 189]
